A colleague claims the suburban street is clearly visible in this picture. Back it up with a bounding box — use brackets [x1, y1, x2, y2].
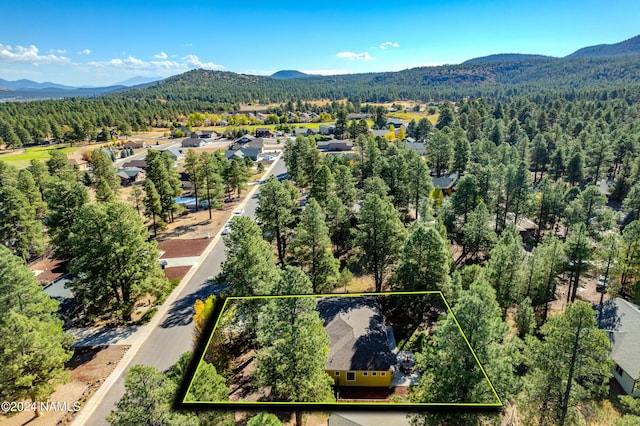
[78, 155, 288, 425]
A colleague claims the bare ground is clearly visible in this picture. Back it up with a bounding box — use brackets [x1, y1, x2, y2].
[0, 346, 128, 426]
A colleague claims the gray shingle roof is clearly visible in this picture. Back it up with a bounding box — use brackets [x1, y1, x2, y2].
[596, 298, 640, 380]
[317, 297, 395, 371]
[432, 171, 460, 190]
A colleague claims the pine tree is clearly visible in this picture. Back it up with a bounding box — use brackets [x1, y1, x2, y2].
[45, 178, 89, 259]
[68, 202, 168, 322]
[143, 179, 162, 238]
[256, 176, 299, 264]
[254, 267, 335, 404]
[485, 227, 526, 317]
[290, 198, 340, 292]
[522, 301, 611, 425]
[0, 246, 73, 418]
[356, 193, 407, 292]
[394, 222, 451, 296]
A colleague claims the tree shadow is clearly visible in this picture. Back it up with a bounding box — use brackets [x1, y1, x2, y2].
[70, 326, 139, 346]
[160, 283, 224, 328]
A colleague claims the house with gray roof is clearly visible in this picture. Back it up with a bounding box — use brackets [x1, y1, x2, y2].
[387, 118, 404, 128]
[432, 171, 460, 195]
[224, 147, 261, 161]
[164, 146, 184, 161]
[317, 297, 396, 387]
[181, 138, 206, 148]
[597, 298, 640, 396]
[317, 139, 353, 151]
[117, 167, 145, 186]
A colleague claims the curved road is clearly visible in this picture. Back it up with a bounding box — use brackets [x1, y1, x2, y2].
[78, 156, 288, 425]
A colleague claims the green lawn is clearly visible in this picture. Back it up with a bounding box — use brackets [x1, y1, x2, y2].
[0, 144, 81, 169]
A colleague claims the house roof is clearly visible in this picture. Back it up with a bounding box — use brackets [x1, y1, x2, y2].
[432, 171, 460, 190]
[117, 167, 143, 179]
[371, 129, 388, 138]
[317, 140, 353, 151]
[165, 146, 183, 159]
[317, 297, 396, 371]
[596, 298, 640, 380]
[182, 138, 205, 147]
[230, 138, 264, 151]
[224, 147, 260, 160]
[387, 118, 404, 126]
[122, 160, 147, 169]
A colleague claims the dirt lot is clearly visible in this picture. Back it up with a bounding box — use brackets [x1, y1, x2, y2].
[0, 346, 128, 426]
[157, 238, 211, 258]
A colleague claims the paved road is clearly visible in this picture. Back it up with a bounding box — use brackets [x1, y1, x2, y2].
[82, 156, 287, 425]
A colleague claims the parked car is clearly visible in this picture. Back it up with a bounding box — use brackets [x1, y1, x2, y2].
[221, 223, 231, 235]
[233, 210, 244, 217]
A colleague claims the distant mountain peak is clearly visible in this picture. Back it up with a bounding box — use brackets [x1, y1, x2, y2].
[113, 76, 164, 86]
[270, 70, 315, 79]
[566, 35, 640, 59]
[463, 53, 555, 64]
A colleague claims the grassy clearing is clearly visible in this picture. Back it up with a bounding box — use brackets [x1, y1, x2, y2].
[0, 144, 82, 168]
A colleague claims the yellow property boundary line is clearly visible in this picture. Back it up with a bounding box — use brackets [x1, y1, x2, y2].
[181, 291, 503, 408]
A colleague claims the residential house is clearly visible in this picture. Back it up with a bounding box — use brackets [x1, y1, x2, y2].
[181, 138, 206, 148]
[347, 113, 372, 120]
[371, 129, 389, 138]
[117, 167, 146, 186]
[255, 128, 274, 138]
[299, 113, 311, 123]
[234, 134, 256, 145]
[387, 118, 404, 128]
[256, 112, 268, 121]
[317, 139, 353, 151]
[191, 130, 217, 139]
[319, 124, 336, 135]
[318, 297, 396, 387]
[122, 140, 146, 149]
[293, 127, 315, 137]
[215, 119, 228, 126]
[69, 158, 89, 171]
[122, 159, 147, 169]
[164, 146, 184, 161]
[230, 138, 264, 152]
[596, 298, 640, 396]
[406, 141, 426, 156]
[431, 171, 460, 195]
[224, 148, 261, 161]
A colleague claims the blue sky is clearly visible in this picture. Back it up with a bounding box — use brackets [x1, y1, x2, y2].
[1, 0, 639, 86]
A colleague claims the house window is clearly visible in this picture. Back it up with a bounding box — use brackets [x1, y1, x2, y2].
[615, 364, 624, 376]
[335, 371, 340, 376]
[346, 372, 356, 381]
[372, 372, 377, 376]
[380, 372, 386, 376]
[363, 372, 368, 376]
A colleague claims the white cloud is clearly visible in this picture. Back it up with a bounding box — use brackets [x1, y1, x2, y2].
[379, 41, 399, 49]
[154, 51, 168, 59]
[336, 51, 374, 61]
[87, 54, 224, 73]
[77, 49, 91, 55]
[0, 43, 70, 64]
[184, 43, 193, 47]
[181, 54, 224, 70]
[49, 49, 67, 54]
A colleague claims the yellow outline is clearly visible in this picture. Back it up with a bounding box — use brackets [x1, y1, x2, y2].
[182, 291, 503, 407]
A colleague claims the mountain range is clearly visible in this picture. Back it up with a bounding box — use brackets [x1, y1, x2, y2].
[1, 35, 640, 101]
